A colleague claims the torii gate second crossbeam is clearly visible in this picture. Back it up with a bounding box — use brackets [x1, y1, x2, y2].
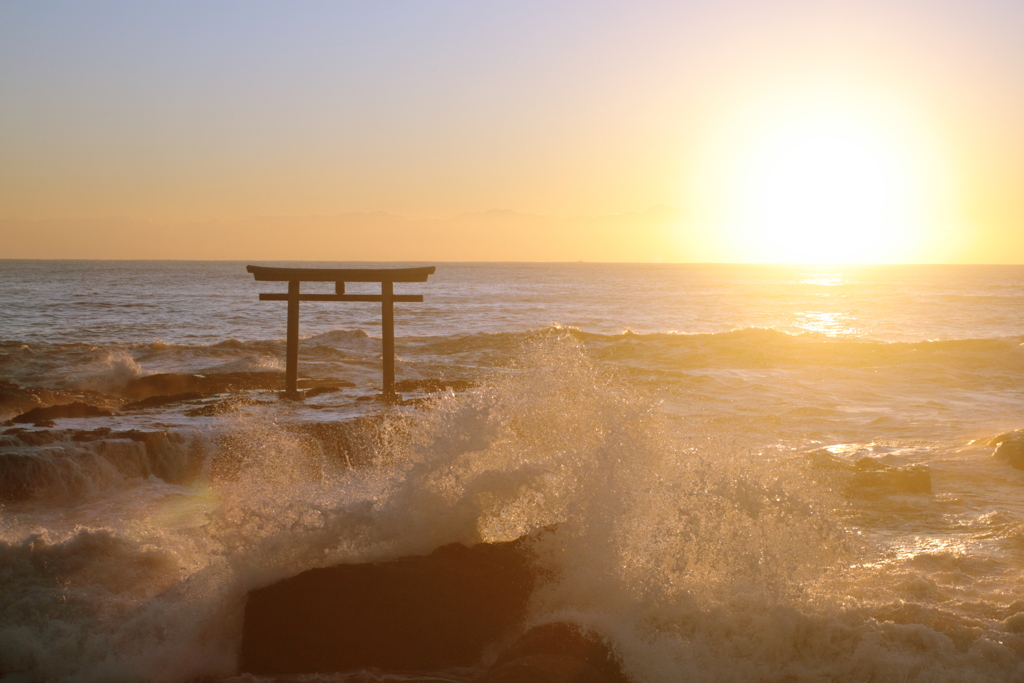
[246, 265, 436, 401]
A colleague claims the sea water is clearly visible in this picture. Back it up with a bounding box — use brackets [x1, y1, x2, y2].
[1, 260, 1024, 682]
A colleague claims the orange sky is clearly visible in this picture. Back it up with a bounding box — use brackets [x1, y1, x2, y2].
[1, 1, 1022, 262]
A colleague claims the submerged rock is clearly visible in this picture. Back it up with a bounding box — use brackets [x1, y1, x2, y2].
[475, 622, 627, 683]
[11, 402, 113, 424]
[239, 537, 535, 675]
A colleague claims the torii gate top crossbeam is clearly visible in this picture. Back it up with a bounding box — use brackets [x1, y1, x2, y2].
[246, 265, 436, 401]
[247, 265, 435, 282]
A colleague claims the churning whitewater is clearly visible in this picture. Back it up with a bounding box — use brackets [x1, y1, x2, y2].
[2, 261, 1024, 682]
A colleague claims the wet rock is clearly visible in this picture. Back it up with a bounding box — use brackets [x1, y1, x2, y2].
[239, 537, 536, 675]
[123, 392, 210, 410]
[0, 380, 123, 421]
[990, 430, 1024, 470]
[0, 428, 201, 502]
[0, 380, 71, 420]
[11, 402, 113, 424]
[476, 622, 627, 683]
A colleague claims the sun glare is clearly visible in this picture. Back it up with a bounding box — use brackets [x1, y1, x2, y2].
[736, 115, 915, 263]
[692, 94, 941, 264]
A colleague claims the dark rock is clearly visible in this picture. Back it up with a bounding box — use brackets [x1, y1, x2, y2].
[991, 430, 1024, 470]
[239, 537, 536, 675]
[123, 392, 210, 410]
[0, 380, 124, 421]
[11, 402, 113, 424]
[476, 622, 627, 683]
[0, 380, 72, 420]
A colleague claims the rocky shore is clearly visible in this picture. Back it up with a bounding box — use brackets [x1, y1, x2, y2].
[0, 371, 478, 503]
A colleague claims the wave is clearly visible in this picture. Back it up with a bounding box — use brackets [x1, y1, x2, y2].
[3, 327, 1023, 400]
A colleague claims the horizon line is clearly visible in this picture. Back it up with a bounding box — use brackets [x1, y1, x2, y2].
[1, 258, 1020, 267]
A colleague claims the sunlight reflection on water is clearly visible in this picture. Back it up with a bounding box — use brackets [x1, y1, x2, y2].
[802, 273, 847, 287]
[795, 310, 860, 336]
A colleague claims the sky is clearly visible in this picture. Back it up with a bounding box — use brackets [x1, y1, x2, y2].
[1, 0, 1023, 262]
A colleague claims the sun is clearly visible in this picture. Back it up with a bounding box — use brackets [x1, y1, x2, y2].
[734, 113, 916, 263]
[687, 91, 943, 264]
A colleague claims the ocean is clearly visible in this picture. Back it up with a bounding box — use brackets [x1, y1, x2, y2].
[2, 260, 1024, 682]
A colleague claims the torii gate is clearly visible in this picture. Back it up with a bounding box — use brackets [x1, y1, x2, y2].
[246, 265, 436, 401]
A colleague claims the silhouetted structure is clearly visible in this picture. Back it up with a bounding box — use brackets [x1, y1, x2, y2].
[246, 265, 436, 400]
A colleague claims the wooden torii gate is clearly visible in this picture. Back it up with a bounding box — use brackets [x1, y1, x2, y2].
[246, 265, 436, 401]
